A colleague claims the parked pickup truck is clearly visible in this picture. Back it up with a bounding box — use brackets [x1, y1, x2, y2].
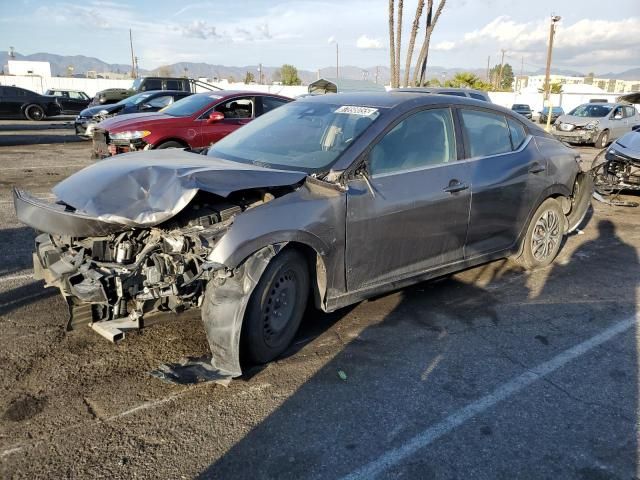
[89, 77, 221, 106]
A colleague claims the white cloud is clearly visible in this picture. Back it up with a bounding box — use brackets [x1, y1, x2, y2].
[433, 41, 455, 51]
[356, 34, 383, 50]
[440, 15, 640, 68]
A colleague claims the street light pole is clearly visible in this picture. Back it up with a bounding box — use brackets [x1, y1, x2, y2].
[336, 42, 339, 80]
[544, 15, 561, 132]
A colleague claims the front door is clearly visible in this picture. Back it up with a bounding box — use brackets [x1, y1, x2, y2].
[346, 107, 471, 291]
[199, 96, 255, 147]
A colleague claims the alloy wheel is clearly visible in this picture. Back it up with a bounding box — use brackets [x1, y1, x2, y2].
[531, 209, 561, 262]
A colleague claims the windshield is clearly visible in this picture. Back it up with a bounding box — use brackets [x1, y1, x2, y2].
[161, 94, 220, 117]
[512, 104, 529, 109]
[208, 102, 384, 173]
[118, 92, 154, 107]
[132, 78, 142, 90]
[568, 104, 613, 117]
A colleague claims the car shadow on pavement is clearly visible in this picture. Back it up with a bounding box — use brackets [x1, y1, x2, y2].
[0, 226, 38, 275]
[0, 134, 85, 147]
[197, 218, 639, 480]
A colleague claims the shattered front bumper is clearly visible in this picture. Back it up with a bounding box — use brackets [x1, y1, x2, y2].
[552, 129, 597, 145]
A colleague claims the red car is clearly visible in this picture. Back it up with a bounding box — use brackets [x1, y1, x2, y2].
[92, 91, 292, 157]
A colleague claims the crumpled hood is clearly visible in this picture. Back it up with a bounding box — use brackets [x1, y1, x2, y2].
[613, 131, 640, 160]
[52, 149, 308, 226]
[556, 114, 603, 126]
[98, 112, 171, 131]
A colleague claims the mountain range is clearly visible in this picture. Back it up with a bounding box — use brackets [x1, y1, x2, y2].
[2, 51, 639, 83]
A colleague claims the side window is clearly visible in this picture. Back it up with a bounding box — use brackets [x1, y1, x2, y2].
[460, 109, 512, 158]
[142, 79, 162, 91]
[369, 108, 456, 176]
[261, 96, 289, 115]
[439, 91, 466, 97]
[624, 106, 636, 118]
[68, 91, 84, 99]
[507, 118, 527, 150]
[165, 80, 182, 90]
[469, 92, 488, 101]
[215, 97, 254, 119]
[15, 88, 27, 97]
[611, 107, 624, 119]
[147, 95, 173, 108]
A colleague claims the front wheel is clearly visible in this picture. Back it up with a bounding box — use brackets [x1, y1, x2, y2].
[156, 141, 185, 149]
[241, 249, 309, 364]
[595, 130, 609, 149]
[514, 198, 564, 270]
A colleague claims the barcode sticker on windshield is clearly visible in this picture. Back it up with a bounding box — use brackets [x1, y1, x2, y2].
[335, 106, 378, 116]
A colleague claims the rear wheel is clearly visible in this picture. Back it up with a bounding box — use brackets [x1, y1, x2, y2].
[25, 104, 45, 121]
[514, 198, 564, 270]
[156, 141, 185, 149]
[242, 249, 309, 364]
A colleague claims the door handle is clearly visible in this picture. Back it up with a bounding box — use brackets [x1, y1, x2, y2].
[443, 180, 469, 193]
[529, 163, 546, 174]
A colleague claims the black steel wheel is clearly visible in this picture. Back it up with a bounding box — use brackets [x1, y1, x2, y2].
[25, 104, 45, 121]
[242, 249, 309, 364]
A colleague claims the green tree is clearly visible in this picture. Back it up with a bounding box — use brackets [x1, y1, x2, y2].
[423, 77, 442, 87]
[489, 63, 514, 90]
[244, 71, 255, 84]
[538, 81, 563, 94]
[444, 72, 491, 91]
[280, 64, 301, 85]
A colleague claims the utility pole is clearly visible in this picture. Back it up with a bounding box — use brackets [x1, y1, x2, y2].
[375, 66, 379, 84]
[486, 55, 490, 82]
[497, 49, 506, 89]
[336, 42, 339, 80]
[544, 15, 561, 131]
[129, 29, 137, 79]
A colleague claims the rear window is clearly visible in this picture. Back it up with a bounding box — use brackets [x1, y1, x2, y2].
[469, 93, 488, 101]
[507, 118, 527, 150]
[141, 79, 162, 91]
[439, 91, 467, 97]
[460, 109, 512, 158]
[165, 80, 186, 90]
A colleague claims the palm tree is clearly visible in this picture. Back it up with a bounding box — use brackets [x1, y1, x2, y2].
[445, 72, 491, 90]
[388, 0, 396, 88]
[412, 0, 447, 87]
[394, 0, 403, 88]
[403, 0, 425, 87]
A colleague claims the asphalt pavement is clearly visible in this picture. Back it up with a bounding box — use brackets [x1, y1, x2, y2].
[0, 119, 638, 479]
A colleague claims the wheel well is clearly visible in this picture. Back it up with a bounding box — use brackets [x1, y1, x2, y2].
[153, 138, 189, 149]
[282, 242, 327, 311]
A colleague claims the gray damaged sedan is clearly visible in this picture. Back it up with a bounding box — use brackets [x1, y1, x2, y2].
[13, 93, 592, 381]
[552, 102, 640, 148]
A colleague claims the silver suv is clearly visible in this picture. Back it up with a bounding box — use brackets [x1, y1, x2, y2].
[552, 102, 640, 148]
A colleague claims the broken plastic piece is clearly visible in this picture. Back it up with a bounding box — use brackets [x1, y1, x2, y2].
[338, 370, 347, 381]
[150, 356, 232, 386]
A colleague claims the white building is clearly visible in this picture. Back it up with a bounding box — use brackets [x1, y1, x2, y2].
[7, 60, 52, 77]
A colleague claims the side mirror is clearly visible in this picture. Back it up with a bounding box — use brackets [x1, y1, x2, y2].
[614, 113, 623, 120]
[207, 112, 225, 124]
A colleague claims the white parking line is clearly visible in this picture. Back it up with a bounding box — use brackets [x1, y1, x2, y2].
[341, 314, 638, 480]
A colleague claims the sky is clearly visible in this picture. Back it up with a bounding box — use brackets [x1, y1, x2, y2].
[1, 0, 639, 74]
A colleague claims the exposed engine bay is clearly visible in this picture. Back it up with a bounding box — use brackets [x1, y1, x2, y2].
[592, 147, 640, 207]
[32, 189, 285, 340]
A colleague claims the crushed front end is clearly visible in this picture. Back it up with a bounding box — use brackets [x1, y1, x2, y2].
[92, 128, 150, 158]
[15, 187, 270, 342]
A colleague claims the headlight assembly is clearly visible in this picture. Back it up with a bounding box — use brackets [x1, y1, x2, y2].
[585, 121, 598, 130]
[110, 130, 151, 141]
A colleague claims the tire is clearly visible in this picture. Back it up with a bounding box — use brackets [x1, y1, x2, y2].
[242, 249, 309, 364]
[514, 198, 564, 270]
[25, 104, 45, 121]
[156, 141, 184, 149]
[595, 130, 609, 149]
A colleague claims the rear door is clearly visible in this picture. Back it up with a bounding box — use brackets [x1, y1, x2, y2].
[346, 107, 471, 290]
[459, 108, 547, 257]
[66, 91, 89, 113]
[608, 106, 627, 140]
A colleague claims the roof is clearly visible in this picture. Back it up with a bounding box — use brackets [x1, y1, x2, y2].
[190, 90, 290, 98]
[308, 78, 386, 94]
[297, 91, 501, 109]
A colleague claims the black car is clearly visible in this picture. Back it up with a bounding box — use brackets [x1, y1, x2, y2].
[539, 106, 564, 124]
[511, 103, 532, 119]
[45, 89, 91, 114]
[75, 90, 193, 137]
[0, 86, 61, 121]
